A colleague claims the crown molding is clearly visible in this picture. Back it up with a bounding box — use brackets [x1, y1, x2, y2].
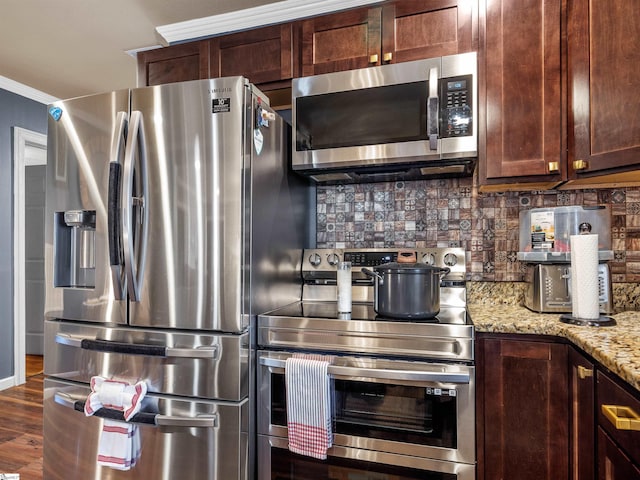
[157, 0, 382, 44]
[0, 76, 58, 105]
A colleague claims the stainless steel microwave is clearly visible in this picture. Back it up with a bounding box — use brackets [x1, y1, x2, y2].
[292, 52, 477, 183]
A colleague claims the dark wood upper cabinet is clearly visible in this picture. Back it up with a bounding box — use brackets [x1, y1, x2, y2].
[209, 24, 295, 86]
[300, 0, 476, 76]
[478, 336, 569, 480]
[478, 0, 565, 190]
[382, 0, 476, 63]
[567, 0, 640, 179]
[137, 42, 209, 87]
[300, 6, 382, 76]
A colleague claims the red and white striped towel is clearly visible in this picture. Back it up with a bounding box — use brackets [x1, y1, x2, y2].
[96, 420, 141, 470]
[84, 377, 147, 470]
[285, 354, 333, 459]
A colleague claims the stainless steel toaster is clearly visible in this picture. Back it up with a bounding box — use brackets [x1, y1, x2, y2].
[524, 263, 612, 314]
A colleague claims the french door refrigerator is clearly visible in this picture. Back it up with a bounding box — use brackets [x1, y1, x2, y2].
[42, 77, 307, 480]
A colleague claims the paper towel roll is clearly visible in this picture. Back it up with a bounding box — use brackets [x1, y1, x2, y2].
[570, 234, 600, 320]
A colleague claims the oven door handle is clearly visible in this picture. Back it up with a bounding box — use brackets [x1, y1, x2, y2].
[259, 356, 470, 384]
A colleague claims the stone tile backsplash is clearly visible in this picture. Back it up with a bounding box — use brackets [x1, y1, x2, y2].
[315, 178, 640, 283]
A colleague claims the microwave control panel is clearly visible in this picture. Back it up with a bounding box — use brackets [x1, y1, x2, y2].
[440, 74, 473, 138]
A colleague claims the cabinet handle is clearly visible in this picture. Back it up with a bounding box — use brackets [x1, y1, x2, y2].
[602, 404, 640, 431]
[548, 161, 560, 173]
[573, 159, 588, 170]
[577, 365, 593, 379]
[383, 52, 393, 62]
[369, 54, 379, 64]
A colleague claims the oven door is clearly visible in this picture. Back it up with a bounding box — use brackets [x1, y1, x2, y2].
[258, 435, 476, 480]
[257, 351, 475, 466]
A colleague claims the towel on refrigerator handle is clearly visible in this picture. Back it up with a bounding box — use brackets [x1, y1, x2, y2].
[285, 354, 334, 460]
[96, 420, 141, 470]
[84, 376, 147, 470]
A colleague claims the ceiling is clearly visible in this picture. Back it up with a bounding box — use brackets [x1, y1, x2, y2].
[0, 0, 282, 101]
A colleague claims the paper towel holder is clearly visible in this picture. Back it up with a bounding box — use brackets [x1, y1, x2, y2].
[559, 314, 616, 327]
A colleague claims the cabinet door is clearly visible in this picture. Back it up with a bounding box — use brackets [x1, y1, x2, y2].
[382, 0, 476, 63]
[300, 7, 382, 76]
[479, 0, 564, 188]
[598, 428, 640, 480]
[568, 1, 640, 176]
[570, 348, 595, 480]
[481, 337, 568, 480]
[137, 42, 209, 87]
[209, 24, 294, 85]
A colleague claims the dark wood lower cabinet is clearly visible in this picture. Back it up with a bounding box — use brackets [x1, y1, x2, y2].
[570, 347, 595, 480]
[477, 335, 569, 480]
[597, 428, 640, 480]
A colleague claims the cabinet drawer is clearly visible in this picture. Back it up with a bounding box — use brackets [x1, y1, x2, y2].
[597, 370, 640, 466]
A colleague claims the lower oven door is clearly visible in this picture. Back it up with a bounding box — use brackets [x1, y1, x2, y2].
[258, 431, 475, 480]
[44, 378, 248, 480]
[257, 351, 475, 468]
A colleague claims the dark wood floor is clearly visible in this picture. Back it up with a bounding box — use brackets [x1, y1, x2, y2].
[0, 356, 44, 480]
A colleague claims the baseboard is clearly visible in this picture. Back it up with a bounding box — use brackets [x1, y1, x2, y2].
[0, 375, 17, 391]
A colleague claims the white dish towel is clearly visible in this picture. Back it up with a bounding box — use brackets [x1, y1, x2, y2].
[84, 377, 147, 470]
[285, 354, 333, 459]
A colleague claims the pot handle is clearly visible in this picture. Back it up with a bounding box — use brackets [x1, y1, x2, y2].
[439, 267, 451, 278]
[361, 267, 384, 285]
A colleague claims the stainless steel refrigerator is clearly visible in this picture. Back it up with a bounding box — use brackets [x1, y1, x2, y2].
[42, 77, 308, 479]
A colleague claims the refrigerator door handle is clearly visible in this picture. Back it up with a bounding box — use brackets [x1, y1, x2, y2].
[54, 393, 218, 428]
[108, 111, 128, 300]
[122, 110, 149, 302]
[55, 333, 219, 359]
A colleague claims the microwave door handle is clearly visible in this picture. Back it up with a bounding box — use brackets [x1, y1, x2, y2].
[122, 110, 149, 302]
[427, 67, 439, 151]
[108, 111, 128, 300]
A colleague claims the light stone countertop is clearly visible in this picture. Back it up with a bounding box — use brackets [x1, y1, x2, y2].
[467, 282, 640, 393]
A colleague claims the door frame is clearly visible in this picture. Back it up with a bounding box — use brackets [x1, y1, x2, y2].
[12, 127, 47, 387]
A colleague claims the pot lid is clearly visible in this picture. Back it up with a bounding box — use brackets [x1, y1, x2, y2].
[374, 262, 447, 274]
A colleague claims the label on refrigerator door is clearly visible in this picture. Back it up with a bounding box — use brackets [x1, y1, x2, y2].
[253, 129, 264, 154]
[212, 98, 231, 113]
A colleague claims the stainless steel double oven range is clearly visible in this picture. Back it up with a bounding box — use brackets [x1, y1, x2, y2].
[257, 248, 475, 480]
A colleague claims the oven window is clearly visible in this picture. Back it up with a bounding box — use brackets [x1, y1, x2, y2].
[270, 446, 457, 480]
[295, 82, 428, 151]
[271, 374, 457, 449]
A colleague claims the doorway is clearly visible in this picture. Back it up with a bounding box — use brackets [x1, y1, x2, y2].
[13, 127, 47, 386]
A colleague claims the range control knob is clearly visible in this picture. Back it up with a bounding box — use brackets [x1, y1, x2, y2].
[422, 253, 436, 265]
[444, 253, 458, 267]
[327, 253, 340, 266]
[309, 253, 322, 267]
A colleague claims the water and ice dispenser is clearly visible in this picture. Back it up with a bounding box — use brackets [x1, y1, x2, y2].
[53, 209, 96, 288]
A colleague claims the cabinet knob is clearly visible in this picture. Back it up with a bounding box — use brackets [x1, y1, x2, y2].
[602, 404, 640, 431]
[573, 159, 589, 171]
[369, 54, 379, 64]
[577, 365, 593, 379]
[383, 52, 393, 63]
[548, 161, 560, 173]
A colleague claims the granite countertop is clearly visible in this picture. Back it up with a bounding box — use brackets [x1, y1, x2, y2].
[467, 282, 640, 393]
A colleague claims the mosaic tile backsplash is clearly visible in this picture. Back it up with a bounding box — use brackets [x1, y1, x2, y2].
[315, 178, 640, 283]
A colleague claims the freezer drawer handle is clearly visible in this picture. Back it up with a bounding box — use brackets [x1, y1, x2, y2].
[55, 334, 218, 359]
[54, 393, 217, 428]
[259, 356, 470, 384]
